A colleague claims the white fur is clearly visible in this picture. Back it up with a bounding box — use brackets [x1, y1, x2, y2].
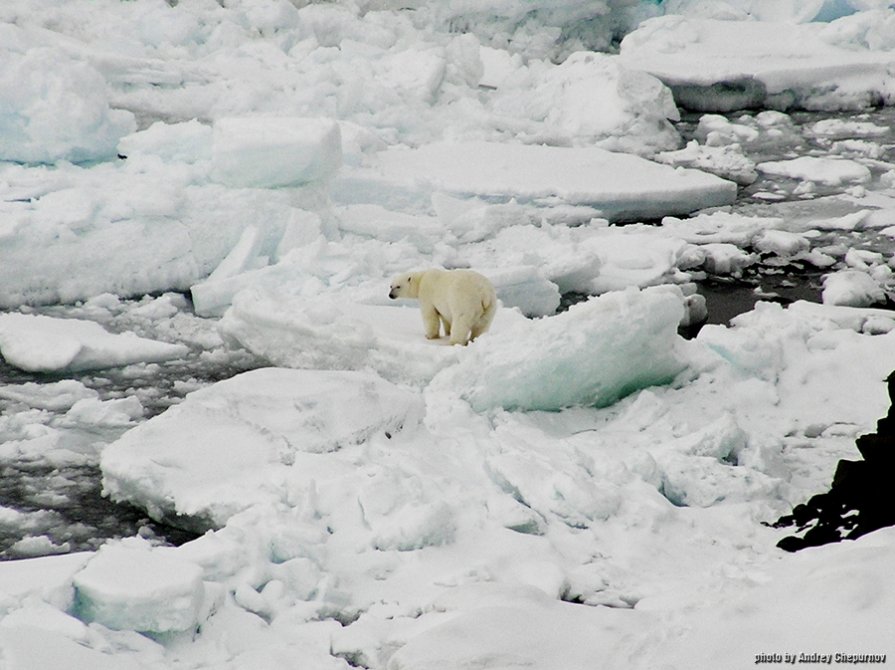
[389, 269, 497, 345]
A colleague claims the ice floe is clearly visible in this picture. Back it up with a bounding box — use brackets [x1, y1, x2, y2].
[822, 269, 887, 306]
[0, 313, 187, 373]
[621, 13, 895, 112]
[757, 156, 872, 186]
[335, 140, 737, 222]
[101, 367, 424, 527]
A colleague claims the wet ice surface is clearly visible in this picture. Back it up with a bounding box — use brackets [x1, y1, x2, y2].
[2, 107, 895, 560]
[676, 107, 895, 326]
[0, 293, 264, 558]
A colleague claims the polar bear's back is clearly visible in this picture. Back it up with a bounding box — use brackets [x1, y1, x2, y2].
[419, 269, 495, 313]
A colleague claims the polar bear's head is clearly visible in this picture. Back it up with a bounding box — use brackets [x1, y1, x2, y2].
[389, 273, 420, 299]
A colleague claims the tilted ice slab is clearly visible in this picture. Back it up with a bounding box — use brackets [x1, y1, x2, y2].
[620, 14, 895, 111]
[101, 367, 424, 528]
[333, 141, 737, 222]
[0, 313, 188, 373]
[430, 287, 691, 412]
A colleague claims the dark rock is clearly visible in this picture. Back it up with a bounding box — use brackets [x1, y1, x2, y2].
[772, 371, 895, 552]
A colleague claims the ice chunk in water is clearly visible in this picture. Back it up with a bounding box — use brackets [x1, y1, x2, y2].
[0, 313, 188, 373]
[757, 156, 871, 185]
[822, 269, 885, 307]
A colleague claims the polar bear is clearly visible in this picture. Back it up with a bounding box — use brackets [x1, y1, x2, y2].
[389, 269, 497, 345]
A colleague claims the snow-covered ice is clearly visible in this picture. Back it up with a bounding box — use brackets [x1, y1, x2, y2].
[87, 295, 895, 669]
[388, 587, 643, 670]
[219, 288, 530, 384]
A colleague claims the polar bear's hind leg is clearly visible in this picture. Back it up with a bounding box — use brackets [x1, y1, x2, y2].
[470, 299, 496, 341]
[449, 312, 475, 346]
[439, 313, 452, 337]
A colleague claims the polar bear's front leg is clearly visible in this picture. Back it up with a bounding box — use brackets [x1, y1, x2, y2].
[421, 305, 442, 339]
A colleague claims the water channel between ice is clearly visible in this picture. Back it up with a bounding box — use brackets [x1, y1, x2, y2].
[1, 107, 894, 560]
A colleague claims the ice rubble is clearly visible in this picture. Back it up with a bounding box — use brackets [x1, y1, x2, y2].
[74, 297, 895, 670]
[487, 50, 682, 155]
[0, 131, 334, 308]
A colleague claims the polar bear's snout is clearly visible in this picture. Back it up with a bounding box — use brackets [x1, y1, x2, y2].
[389, 275, 413, 300]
